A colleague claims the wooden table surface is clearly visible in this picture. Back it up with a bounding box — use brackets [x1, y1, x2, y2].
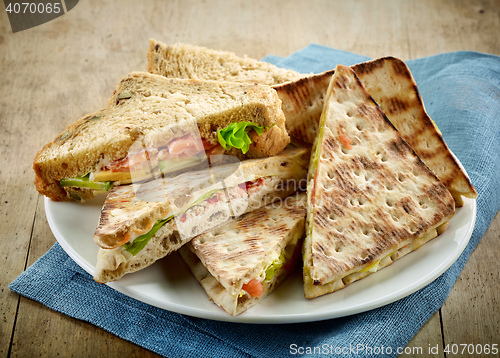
[1, 1, 498, 357]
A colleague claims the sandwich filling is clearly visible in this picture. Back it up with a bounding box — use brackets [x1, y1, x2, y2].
[119, 176, 278, 256]
[60, 122, 268, 193]
[239, 231, 302, 299]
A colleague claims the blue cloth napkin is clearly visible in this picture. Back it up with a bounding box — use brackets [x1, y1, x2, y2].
[10, 45, 500, 358]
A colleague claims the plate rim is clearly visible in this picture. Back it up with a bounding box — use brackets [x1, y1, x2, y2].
[45, 193, 476, 324]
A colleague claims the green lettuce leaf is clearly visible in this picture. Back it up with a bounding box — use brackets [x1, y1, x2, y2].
[123, 216, 173, 256]
[217, 122, 267, 154]
[60, 173, 111, 191]
[122, 189, 220, 256]
[265, 252, 286, 280]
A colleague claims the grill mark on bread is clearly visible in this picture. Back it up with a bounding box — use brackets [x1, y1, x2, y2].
[322, 136, 339, 153]
[437, 165, 463, 187]
[274, 70, 332, 143]
[358, 156, 380, 171]
[314, 208, 331, 229]
[335, 74, 349, 90]
[387, 137, 411, 158]
[398, 197, 418, 217]
[236, 209, 269, 229]
[352, 58, 385, 75]
[385, 97, 409, 115]
[390, 57, 410, 76]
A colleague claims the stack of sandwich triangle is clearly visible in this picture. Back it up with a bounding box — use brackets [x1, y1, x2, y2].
[33, 40, 476, 316]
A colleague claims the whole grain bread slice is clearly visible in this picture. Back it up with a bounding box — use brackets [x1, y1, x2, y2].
[147, 39, 303, 86]
[34, 72, 290, 201]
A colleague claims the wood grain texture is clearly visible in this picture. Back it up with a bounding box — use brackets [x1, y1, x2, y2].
[441, 212, 500, 347]
[0, 0, 498, 357]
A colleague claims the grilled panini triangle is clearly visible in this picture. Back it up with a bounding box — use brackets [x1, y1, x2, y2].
[303, 64, 455, 299]
[94, 148, 309, 249]
[180, 192, 307, 316]
[93, 148, 310, 283]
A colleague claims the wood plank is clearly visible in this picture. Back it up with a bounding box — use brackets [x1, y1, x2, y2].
[440, 212, 500, 349]
[406, 0, 500, 58]
[10, 198, 161, 358]
[0, 2, 48, 354]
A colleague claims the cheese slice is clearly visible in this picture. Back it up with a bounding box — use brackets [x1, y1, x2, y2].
[91, 169, 151, 183]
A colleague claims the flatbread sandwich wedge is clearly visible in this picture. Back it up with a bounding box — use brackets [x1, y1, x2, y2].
[93, 148, 309, 283]
[180, 192, 307, 316]
[34, 71, 290, 201]
[303, 65, 455, 299]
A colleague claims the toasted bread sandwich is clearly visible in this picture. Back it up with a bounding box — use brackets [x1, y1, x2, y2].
[34, 72, 290, 201]
[147, 40, 303, 86]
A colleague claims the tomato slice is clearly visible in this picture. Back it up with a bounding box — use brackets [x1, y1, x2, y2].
[246, 177, 265, 191]
[106, 134, 224, 174]
[339, 133, 352, 150]
[168, 133, 205, 157]
[108, 157, 131, 173]
[206, 193, 219, 204]
[242, 279, 264, 298]
[107, 148, 151, 173]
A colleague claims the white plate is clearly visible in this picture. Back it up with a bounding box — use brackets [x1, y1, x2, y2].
[46, 192, 475, 324]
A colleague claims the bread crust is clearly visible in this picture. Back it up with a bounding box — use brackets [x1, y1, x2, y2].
[147, 39, 303, 86]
